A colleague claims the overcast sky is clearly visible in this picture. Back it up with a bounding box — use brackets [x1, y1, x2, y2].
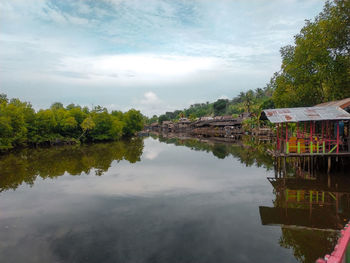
[0, 0, 325, 116]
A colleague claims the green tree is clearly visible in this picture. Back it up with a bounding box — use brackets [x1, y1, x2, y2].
[89, 112, 114, 141]
[32, 109, 58, 143]
[0, 115, 13, 150]
[241, 90, 255, 113]
[122, 109, 143, 136]
[273, 0, 350, 107]
[79, 116, 95, 140]
[213, 99, 228, 116]
[50, 102, 64, 110]
[158, 114, 169, 124]
[0, 93, 8, 104]
[189, 113, 197, 121]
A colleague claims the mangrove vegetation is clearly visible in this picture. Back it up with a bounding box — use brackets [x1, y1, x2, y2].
[0, 94, 144, 151]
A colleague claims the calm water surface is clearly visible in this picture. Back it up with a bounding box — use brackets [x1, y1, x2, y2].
[0, 136, 347, 263]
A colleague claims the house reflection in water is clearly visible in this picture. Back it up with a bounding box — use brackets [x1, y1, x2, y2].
[259, 171, 350, 262]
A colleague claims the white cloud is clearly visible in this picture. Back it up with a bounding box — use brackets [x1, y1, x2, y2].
[142, 138, 164, 160]
[140, 91, 161, 105]
[132, 91, 173, 117]
[0, 0, 326, 113]
[58, 54, 221, 81]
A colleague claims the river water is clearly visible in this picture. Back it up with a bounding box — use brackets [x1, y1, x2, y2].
[0, 136, 347, 263]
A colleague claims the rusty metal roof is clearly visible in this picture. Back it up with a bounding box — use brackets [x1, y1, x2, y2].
[262, 106, 350, 123]
[315, 98, 350, 109]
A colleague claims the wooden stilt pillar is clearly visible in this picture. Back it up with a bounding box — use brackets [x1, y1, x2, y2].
[328, 156, 331, 174]
[274, 158, 278, 178]
[337, 121, 340, 154]
[278, 157, 281, 177]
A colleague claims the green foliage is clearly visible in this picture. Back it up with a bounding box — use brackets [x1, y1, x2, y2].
[122, 109, 144, 136]
[213, 99, 228, 115]
[154, 86, 273, 123]
[260, 98, 275, 110]
[272, 0, 350, 107]
[0, 98, 34, 150]
[0, 94, 9, 104]
[81, 116, 95, 132]
[0, 95, 145, 151]
[89, 112, 116, 141]
[158, 114, 170, 124]
[145, 115, 158, 124]
[188, 113, 197, 121]
[50, 102, 64, 110]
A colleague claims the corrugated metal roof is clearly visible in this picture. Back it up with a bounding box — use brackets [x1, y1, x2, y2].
[262, 106, 350, 123]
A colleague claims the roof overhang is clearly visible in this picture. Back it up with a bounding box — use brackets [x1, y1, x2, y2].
[261, 106, 350, 123]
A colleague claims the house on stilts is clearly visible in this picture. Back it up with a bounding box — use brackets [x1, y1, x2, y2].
[260, 105, 350, 174]
[261, 106, 350, 157]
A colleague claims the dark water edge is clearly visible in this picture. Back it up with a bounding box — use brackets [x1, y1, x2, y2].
[0, 137, 136, 156]
[0, 136, 347, 263]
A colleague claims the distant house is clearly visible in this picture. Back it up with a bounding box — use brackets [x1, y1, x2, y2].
[150, 122, 160, 131]
[161, 121, 174, 132]
[315, 98, 350, 113]
[191, 115, 243, 138]
[175, 118, 191, 132]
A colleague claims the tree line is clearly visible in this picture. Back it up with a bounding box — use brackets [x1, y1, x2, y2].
[0, 94, 144, 151]
[146, 85, 274, 124]
[146, 0, 349, 124]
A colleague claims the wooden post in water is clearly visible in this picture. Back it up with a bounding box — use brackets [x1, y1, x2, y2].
[337, 121, 340, 154]
[274, 157, 278, 178]
[328, 156, 331, 174]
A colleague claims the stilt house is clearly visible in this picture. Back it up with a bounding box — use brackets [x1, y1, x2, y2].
[260, 106, 350, 156]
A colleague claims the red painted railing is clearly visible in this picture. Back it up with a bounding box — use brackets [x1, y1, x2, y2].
[316, 222, 350, 263]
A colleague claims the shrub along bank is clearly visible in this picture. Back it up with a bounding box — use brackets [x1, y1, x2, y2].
[0, 94, 144, 151]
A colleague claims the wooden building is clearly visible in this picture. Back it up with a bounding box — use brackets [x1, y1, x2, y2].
[161, 121, 174, 132]
[191, 115, 243, 138]
[261, 106, 350, 157]
[150, 122, 160, 132]
[174, 118, 192, 132]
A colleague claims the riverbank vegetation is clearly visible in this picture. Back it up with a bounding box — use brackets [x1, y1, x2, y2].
[0, 139, 144, 192]
[149, 86, 274, 124]
[146, 0, 349, 124]
[0, 94, 144, 151]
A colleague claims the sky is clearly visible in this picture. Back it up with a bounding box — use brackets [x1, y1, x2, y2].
[0, 0, 325, 116]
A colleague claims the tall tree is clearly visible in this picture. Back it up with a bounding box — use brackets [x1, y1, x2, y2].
[273, 0, 350, 107]
[213, 99, 228, 115]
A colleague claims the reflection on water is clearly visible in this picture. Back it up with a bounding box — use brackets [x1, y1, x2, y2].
[260, 170, 350, 262]
[0, 136, 349, 263]
[0, 138, 144, 192]
[156, 134, 275, 170]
